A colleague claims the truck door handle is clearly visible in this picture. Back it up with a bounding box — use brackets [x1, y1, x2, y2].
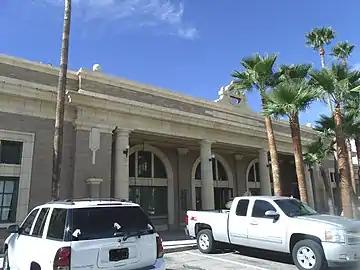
[250, 221, 258, 225]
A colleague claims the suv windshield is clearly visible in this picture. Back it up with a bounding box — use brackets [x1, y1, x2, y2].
[274, 198, 318, 217]
[71, 206, 154, 241]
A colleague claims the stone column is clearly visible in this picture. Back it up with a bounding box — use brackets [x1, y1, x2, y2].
[200, 140, 214, 210]
[234, 155, 244, 195]
[86, 178, 103, 198]
[304, 165, 315, 208]
[313, 164, 326, 212]
[114, 129, 130, 200]
[259, 149, 272, 195]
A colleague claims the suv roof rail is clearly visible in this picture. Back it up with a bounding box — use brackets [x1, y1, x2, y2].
[46, 198, 132, 204]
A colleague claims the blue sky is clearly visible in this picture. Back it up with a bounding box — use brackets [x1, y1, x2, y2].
[1, 0, 359, 125]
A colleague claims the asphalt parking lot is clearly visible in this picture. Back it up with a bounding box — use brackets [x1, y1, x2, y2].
[165, 248, 297, 270]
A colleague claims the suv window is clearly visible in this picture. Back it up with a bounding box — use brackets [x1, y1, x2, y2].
[236, 199, 249, 216]
[252, 200, 276, 218]
[47, 208, 67, 241]
[32, 208, 50, 237]
[21, 209, 39, 235]
[71, 206, 153, 241]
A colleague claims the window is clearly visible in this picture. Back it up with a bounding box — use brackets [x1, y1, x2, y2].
[236, 199, 249, 216]
[195, 187, 202, 210]
[251, 200, 276, 218]
[129, 151, 167, 179]
[129, 186, 168, 216]
[0, 177, 19, 223]
[32, 208, 50, 237]
[195, 159, 228, 181]
[0, 140, 23, 164]
[247, 160, 274, 195]
[274, 198, 317, 217]
[71, 206, 153, 241]
[47, 208, 67, 241]
[21, 209, 39, 235]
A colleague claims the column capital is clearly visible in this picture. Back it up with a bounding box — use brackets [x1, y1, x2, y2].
[86, 178, 103, 185]
[115, 128, 132, 138]
[177, 148, 189, 155]
[258, 148, 268, 154]
[200, 140, 213, 147]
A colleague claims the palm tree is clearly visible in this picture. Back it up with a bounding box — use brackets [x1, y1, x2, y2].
[331, 41, 356, 66]
[52, 0, 72, 200]
[310, 63, 360, 218]
[231, 54, 283, 196]
[262, 64, 319, 204]
[303, 136, 335, 215]
[305, 26, 336, 113]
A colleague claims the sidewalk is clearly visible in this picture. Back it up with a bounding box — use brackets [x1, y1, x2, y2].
[159, 229, 197, 254]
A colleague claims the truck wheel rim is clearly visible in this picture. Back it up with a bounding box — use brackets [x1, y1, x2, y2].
[199, 233, 210, 250]
[296, 246, 316, 269]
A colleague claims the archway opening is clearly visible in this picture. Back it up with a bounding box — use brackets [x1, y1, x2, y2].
[195, 159, 233, 210]
[246, 159, 274, 195]
[129, 150, 168, 218]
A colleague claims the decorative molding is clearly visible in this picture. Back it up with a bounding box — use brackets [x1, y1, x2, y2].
[86, 178, 103, 185]
[73, 119, 115, 134]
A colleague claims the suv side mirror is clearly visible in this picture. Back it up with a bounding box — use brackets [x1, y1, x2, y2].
[6, 224, 20, 234]
[265, 210, 280, 220]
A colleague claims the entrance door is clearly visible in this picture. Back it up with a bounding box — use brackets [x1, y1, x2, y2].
[214, 188, 233, 210]
[195, 187, 202, 210]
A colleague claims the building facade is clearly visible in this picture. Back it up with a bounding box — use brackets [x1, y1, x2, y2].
[0, 54, 357, 236]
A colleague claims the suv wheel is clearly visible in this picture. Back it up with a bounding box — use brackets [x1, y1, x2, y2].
[3, 250, 10, 270]
[292, 239, 327, 270]
[197, 229, 216, 254]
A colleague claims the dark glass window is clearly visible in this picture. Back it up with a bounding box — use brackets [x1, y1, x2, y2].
[217, 161, 227, 181]
[129, 153, 135, 177]
[195, 187, 202, 210]
[249, 188, 260, 195]
[252, 200, 276, 218]
[195, 163, 201, 180]
[129, 186, 167, 216]
[214, 188, 232, 209]
[21, 209, 39, 235]
[137, 151, 152, 178]
[47, 208, 67, 241]
[71, 206, 153, 241]
[0, 176, 19, 223]
[236, 199, 249, 216]
[255, 162, 260, 183]
[153, 154, 167, 178]
[212, 159, 217, 180]
[0, 140, 23, 164]
[248, 164, 255, 182]
[32, 208, 50, 237]
[274, 198, 317, 217]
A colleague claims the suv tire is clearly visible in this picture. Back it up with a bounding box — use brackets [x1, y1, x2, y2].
[292, 239, 327, 270]
[197, 229, 216, 254]
[3, 250, 10, 270]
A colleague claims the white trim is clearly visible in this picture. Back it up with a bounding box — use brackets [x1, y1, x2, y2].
[0, 129, 35, 224]
[245, 158, 260, 191]
[129, 144, 174, 227]
[190, 153, 234, 209]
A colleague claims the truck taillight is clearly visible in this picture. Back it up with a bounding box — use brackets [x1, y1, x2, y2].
[185, 215, 188, 225]
[156, 236, 164, 258]
[53, 247, 71, 270]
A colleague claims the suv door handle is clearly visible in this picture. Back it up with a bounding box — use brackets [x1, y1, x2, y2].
[250, 221, 258, 225]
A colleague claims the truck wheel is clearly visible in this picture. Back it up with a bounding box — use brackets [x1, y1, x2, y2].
[197, 229, 216, 254]
[292, 239, 327, 270]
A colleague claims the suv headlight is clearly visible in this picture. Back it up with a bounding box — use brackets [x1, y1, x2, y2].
[325, 229, 345, 243]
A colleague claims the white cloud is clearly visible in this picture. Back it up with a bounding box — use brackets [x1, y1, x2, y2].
[44, 0, 198, 39]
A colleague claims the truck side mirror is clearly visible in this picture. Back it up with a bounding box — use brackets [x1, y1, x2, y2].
[265, 210, 280, 220]
[6, 224, 21, 234]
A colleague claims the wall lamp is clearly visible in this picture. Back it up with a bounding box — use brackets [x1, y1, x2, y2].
[123, 145, 130, 157]
[208, 154, 215, 162]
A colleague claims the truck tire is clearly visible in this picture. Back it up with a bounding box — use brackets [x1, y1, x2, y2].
[197, 229, 216, 254]
[292, 239, 327, 270]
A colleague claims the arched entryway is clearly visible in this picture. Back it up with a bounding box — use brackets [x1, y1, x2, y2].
[191, 154, 234, 210]
[129, 144, 174, 230]
[246, 158, 274, 195]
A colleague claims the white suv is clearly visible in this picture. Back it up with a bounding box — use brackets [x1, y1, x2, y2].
[3, 199, 165, 270]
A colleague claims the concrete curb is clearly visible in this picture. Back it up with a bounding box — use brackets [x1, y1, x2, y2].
[164, 244, 197, 254]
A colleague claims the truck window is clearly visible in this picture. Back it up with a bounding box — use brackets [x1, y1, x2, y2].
[252, 200, 276, 218]
[47, 208, 67, 241]
[32, 208, 50, 237]
[21, 209, 39, 235]
[235, 199, 249, 216]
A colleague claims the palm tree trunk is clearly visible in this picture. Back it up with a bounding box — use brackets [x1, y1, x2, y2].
[319, 165, 335, 215]
[346, 139, 356, 194]
[261, 98, 283, 196]
[289, 113, 308, 204]
[355, 137, 360, 188]
[52, 0, 72, 200]
[334, 103, 353, 218]
[319, 47, 334, 114]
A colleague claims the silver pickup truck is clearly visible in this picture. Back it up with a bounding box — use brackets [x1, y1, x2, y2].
[185, 195, 360, 270]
